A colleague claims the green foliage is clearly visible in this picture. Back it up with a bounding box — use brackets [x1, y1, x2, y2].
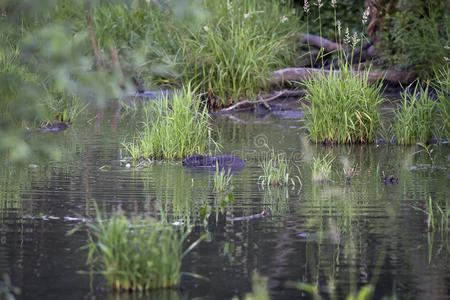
[393, 85, 438, 145]
[311, 152, 334, 183]
[243, 272, 270, 300]
[380, 0, 449, 78]
[79, 205, 200, 292]
[434, 67, 450, 138]
[123, 85, 218, 160]
[259, 150, 300, 186]
[214, 163, 233, 192]
[302, 65, 384, 144]
[426, 196, 449, 234]
[181, 0, 299, 106]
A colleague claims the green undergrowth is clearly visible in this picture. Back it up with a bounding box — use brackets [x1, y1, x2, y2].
[123, 86, 218, 161]
[85, 0, 300, 105]
[302, 64, 385, 144]
[393, 85, 439, 145]
[181, 0, 299, 107]
[71, 204, 202, 292]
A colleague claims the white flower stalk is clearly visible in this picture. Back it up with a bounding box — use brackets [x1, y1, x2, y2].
[362, 7, 370, 25]
[280, 16, 289, 23]
[331, 0, 337, 8]
[227, 0, 232, 10]
[352, 32, 360, 48]
[304, 0, 310, 13]
[314, 0, 323, 8]
[344, 27, 350, 44]
[337, 20, 342, 35]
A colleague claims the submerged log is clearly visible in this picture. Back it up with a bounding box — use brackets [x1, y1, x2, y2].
[268, 67, 416, 86]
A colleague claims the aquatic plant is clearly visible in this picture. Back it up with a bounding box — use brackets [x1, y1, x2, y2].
[434, 67, 449, 138]
[311, 152, 334, 183]
[242, 272, 270, 300]
[302, 64, 384, 144]
[259, 150, 301, 186]
[393, 85, 438, 145]
[123, 85, 218, 160]
[78, 205, 202, 292]
[213, 162, 233, 192]
[425, 196, 449, 234]
[42, 86, 87, 123]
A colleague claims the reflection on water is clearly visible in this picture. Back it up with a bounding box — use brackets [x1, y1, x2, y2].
[0, 103, 449, 300]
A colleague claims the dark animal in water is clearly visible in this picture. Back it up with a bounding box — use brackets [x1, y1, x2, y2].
[182, 155, 245, 169]
[382, 171, 398, 184]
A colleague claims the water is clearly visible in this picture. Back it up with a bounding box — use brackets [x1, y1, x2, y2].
[0, 101, 449, 299]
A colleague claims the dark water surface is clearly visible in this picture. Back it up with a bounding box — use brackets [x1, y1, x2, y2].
[0, 101, 449, 300]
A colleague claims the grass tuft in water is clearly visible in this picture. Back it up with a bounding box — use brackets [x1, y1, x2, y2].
[302, 64, 384, 144]
[311, 152, 334, 183]
[234, 272, 269, 300]
[259, 150, 301, 187]
[123, 85, 218, 161]
[213, 162, 233, 192]
[79, 204, 201, 292]
[393, 85, 438, 145]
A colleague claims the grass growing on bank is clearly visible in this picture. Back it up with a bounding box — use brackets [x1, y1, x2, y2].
[78, 205, 201, 292]
[123, 86, 218, 160]
[302, 65, 385, 144]
[393, 85, 438, 145]
[181, 0, 299, 106]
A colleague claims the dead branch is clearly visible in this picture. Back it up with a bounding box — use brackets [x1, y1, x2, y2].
[217, 90, 305, 113]
[269, 67, 416, 86]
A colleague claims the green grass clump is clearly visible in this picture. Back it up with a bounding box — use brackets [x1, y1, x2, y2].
[214, 162, 233, 192]
[124, 86, 218, 160]
[434, 67, 450, 138]
[311, 153, 334, 183]
[393, 85, 438, 145]
[82, 206, 200, 292]
[259, 151, 300, 186]
[302, 65, 385, 144]
[181, 0, 298, 106]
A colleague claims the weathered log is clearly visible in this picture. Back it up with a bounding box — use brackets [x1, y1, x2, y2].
[297, 33, 344, 53]
[269, 67, 416, 86]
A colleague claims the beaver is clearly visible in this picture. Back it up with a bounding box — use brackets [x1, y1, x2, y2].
[182, 155, 245, 169]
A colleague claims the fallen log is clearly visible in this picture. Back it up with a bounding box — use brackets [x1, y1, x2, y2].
[269, 67, 417, 86]
[297, 33, 344, 53]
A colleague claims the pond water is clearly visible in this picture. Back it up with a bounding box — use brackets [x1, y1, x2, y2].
[0, 99, 449, 300]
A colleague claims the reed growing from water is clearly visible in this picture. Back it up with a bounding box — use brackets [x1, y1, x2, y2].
[213, 162, 233, 192]
[82, 205, 201, 292]
[259, 151, 300, 186]
[302, 64, 384, 144]
[311, 152, 334, 183]
[393, 85, 438, 145]
[123, 85, 218, 160]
